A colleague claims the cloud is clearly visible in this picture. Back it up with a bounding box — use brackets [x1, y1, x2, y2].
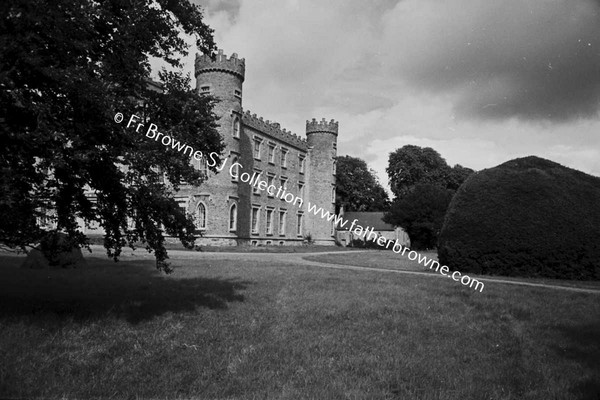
[187, 0, 600, 191]
[380, 0, 600, 122]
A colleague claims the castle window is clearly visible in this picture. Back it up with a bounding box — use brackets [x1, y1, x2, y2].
[253, 169, 262, 195]
[280, 177, 288, 197]
[196, 202, 207, 230]
[253, 138, 262, 160]
[200, 85, 210, 95]
[297, 213, 303, 236]
[281, 148, 288, 168]
[266, 208, 274, 235]
[231, 156, 240, 181]
[299, 155, 305, 174]
[268, 144, 276, 164]
[331, 220, 335, 236]
[279, 210, 287, 235]
[298, 182, 304, 199]
[332, 160, 336, 175]
[233, 117, 240, 138]
[176, 199, 187, 214]
[332, 187, 335, 203]
[251, 206, 260, 234]
[229, 203, 237, 231]
[267, 174, 275, 197]
[234, 89, 242, 99]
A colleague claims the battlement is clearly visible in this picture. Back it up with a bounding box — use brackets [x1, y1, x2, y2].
[306, 118, 338, 135]
[242, 110, 308, 150]
[195, 49, 245, 82]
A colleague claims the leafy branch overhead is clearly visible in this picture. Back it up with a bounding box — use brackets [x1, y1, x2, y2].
[0, 0, 223, 272]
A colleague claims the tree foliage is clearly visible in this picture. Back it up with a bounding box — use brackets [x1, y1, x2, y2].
[335, 155, 389, 213]
[0, 0, 223, 272]
[386, 145, 473, 197]
[384, 145, 474, 248]
[438, 156, 600, 279]
[384, 184, 454, 250]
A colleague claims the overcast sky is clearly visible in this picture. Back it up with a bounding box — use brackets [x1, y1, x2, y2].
[173, 0, 600, 192]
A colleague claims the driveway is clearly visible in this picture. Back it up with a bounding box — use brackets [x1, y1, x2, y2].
[88, 245, 600, 295]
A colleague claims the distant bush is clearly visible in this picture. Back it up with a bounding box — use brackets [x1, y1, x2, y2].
[438, 156, 600, 280]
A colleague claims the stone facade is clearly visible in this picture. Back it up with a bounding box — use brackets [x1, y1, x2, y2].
[74, 49, 338, 246]
[179, 49, 338, 246]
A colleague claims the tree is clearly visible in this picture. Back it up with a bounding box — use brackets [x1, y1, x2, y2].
[439, 156, 600, 279]
[386, 145, 474, 197]
[0, 0, 223, 272]
[335, 155, 389, 213]
[384, 145, 474, 249]
[383, 184, 454, 250]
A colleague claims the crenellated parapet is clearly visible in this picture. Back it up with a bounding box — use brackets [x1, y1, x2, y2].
[306, 118, 338, 136]
[195, 49, 245, 82]
[242, 110, 308, 150]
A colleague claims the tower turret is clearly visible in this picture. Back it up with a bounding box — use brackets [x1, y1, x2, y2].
[193, 49, 246, 240]
[305, 118, 338, 245]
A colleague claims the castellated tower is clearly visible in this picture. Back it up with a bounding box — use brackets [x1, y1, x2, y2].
[306, 118, 338, 245]
[192, 49, 246, 244]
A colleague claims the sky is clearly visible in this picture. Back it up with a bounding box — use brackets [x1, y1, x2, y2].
[168, 0, 600, 193]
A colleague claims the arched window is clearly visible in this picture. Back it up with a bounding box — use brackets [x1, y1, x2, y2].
[196, 202, 207, 230]
[332, 160, 336, 175]
[233, 117, 240, 138]
[229, 203, 237, 231]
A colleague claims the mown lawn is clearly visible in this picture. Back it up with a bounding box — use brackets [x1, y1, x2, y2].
[305, 251, 600, 291]
[0, 251, 599, 399]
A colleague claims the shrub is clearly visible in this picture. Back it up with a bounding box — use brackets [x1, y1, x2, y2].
[438, 156, 600, 280]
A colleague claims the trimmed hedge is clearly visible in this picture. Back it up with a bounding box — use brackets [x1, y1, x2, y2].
[438, 156, 600, 280]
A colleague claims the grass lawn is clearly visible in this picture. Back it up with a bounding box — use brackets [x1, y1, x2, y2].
[0, 251, 599, 399]
[305, 250, 600, 291]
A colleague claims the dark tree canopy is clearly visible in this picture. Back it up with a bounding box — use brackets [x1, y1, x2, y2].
[0, 0, 223, 272]
[384, 145, 474, 248]
[438, 156, 600, 279]
[335, 155, 389, 213]
[386, 145, 473, 198]
[383, 184, 454, 250]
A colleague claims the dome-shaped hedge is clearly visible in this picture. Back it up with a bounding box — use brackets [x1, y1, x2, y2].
[438, 156, 600, 280]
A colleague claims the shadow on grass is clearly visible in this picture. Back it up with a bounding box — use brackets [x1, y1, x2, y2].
[552, 323, 600, 400]
[0, 255, 249, 325]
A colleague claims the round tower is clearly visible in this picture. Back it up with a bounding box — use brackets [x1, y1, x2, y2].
[195, 48, 245, 116]
[193, 49, 246, 244]
[306, 118, 338, 245]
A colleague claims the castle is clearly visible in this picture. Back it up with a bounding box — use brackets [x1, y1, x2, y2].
[173, 49, 338, 246]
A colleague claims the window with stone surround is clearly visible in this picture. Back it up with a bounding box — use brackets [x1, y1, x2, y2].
[196, 202, 207, 230]
[279, 210, 286, 235]
[266, 208, 274, 235]
[281, 147, 288, 168]
[229, 203, 237, 231]
[297, 212, 303, 236]
[231, 156, 240, 182]
[253, 137, 262, 159]
[251, 206, 260, 234]
[253, 169, 262, 195]
[268, 143, 276, 164]
[267, 174, 275, 197]
[299, 155, 305, 174]
[233, 117, 240, 138]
